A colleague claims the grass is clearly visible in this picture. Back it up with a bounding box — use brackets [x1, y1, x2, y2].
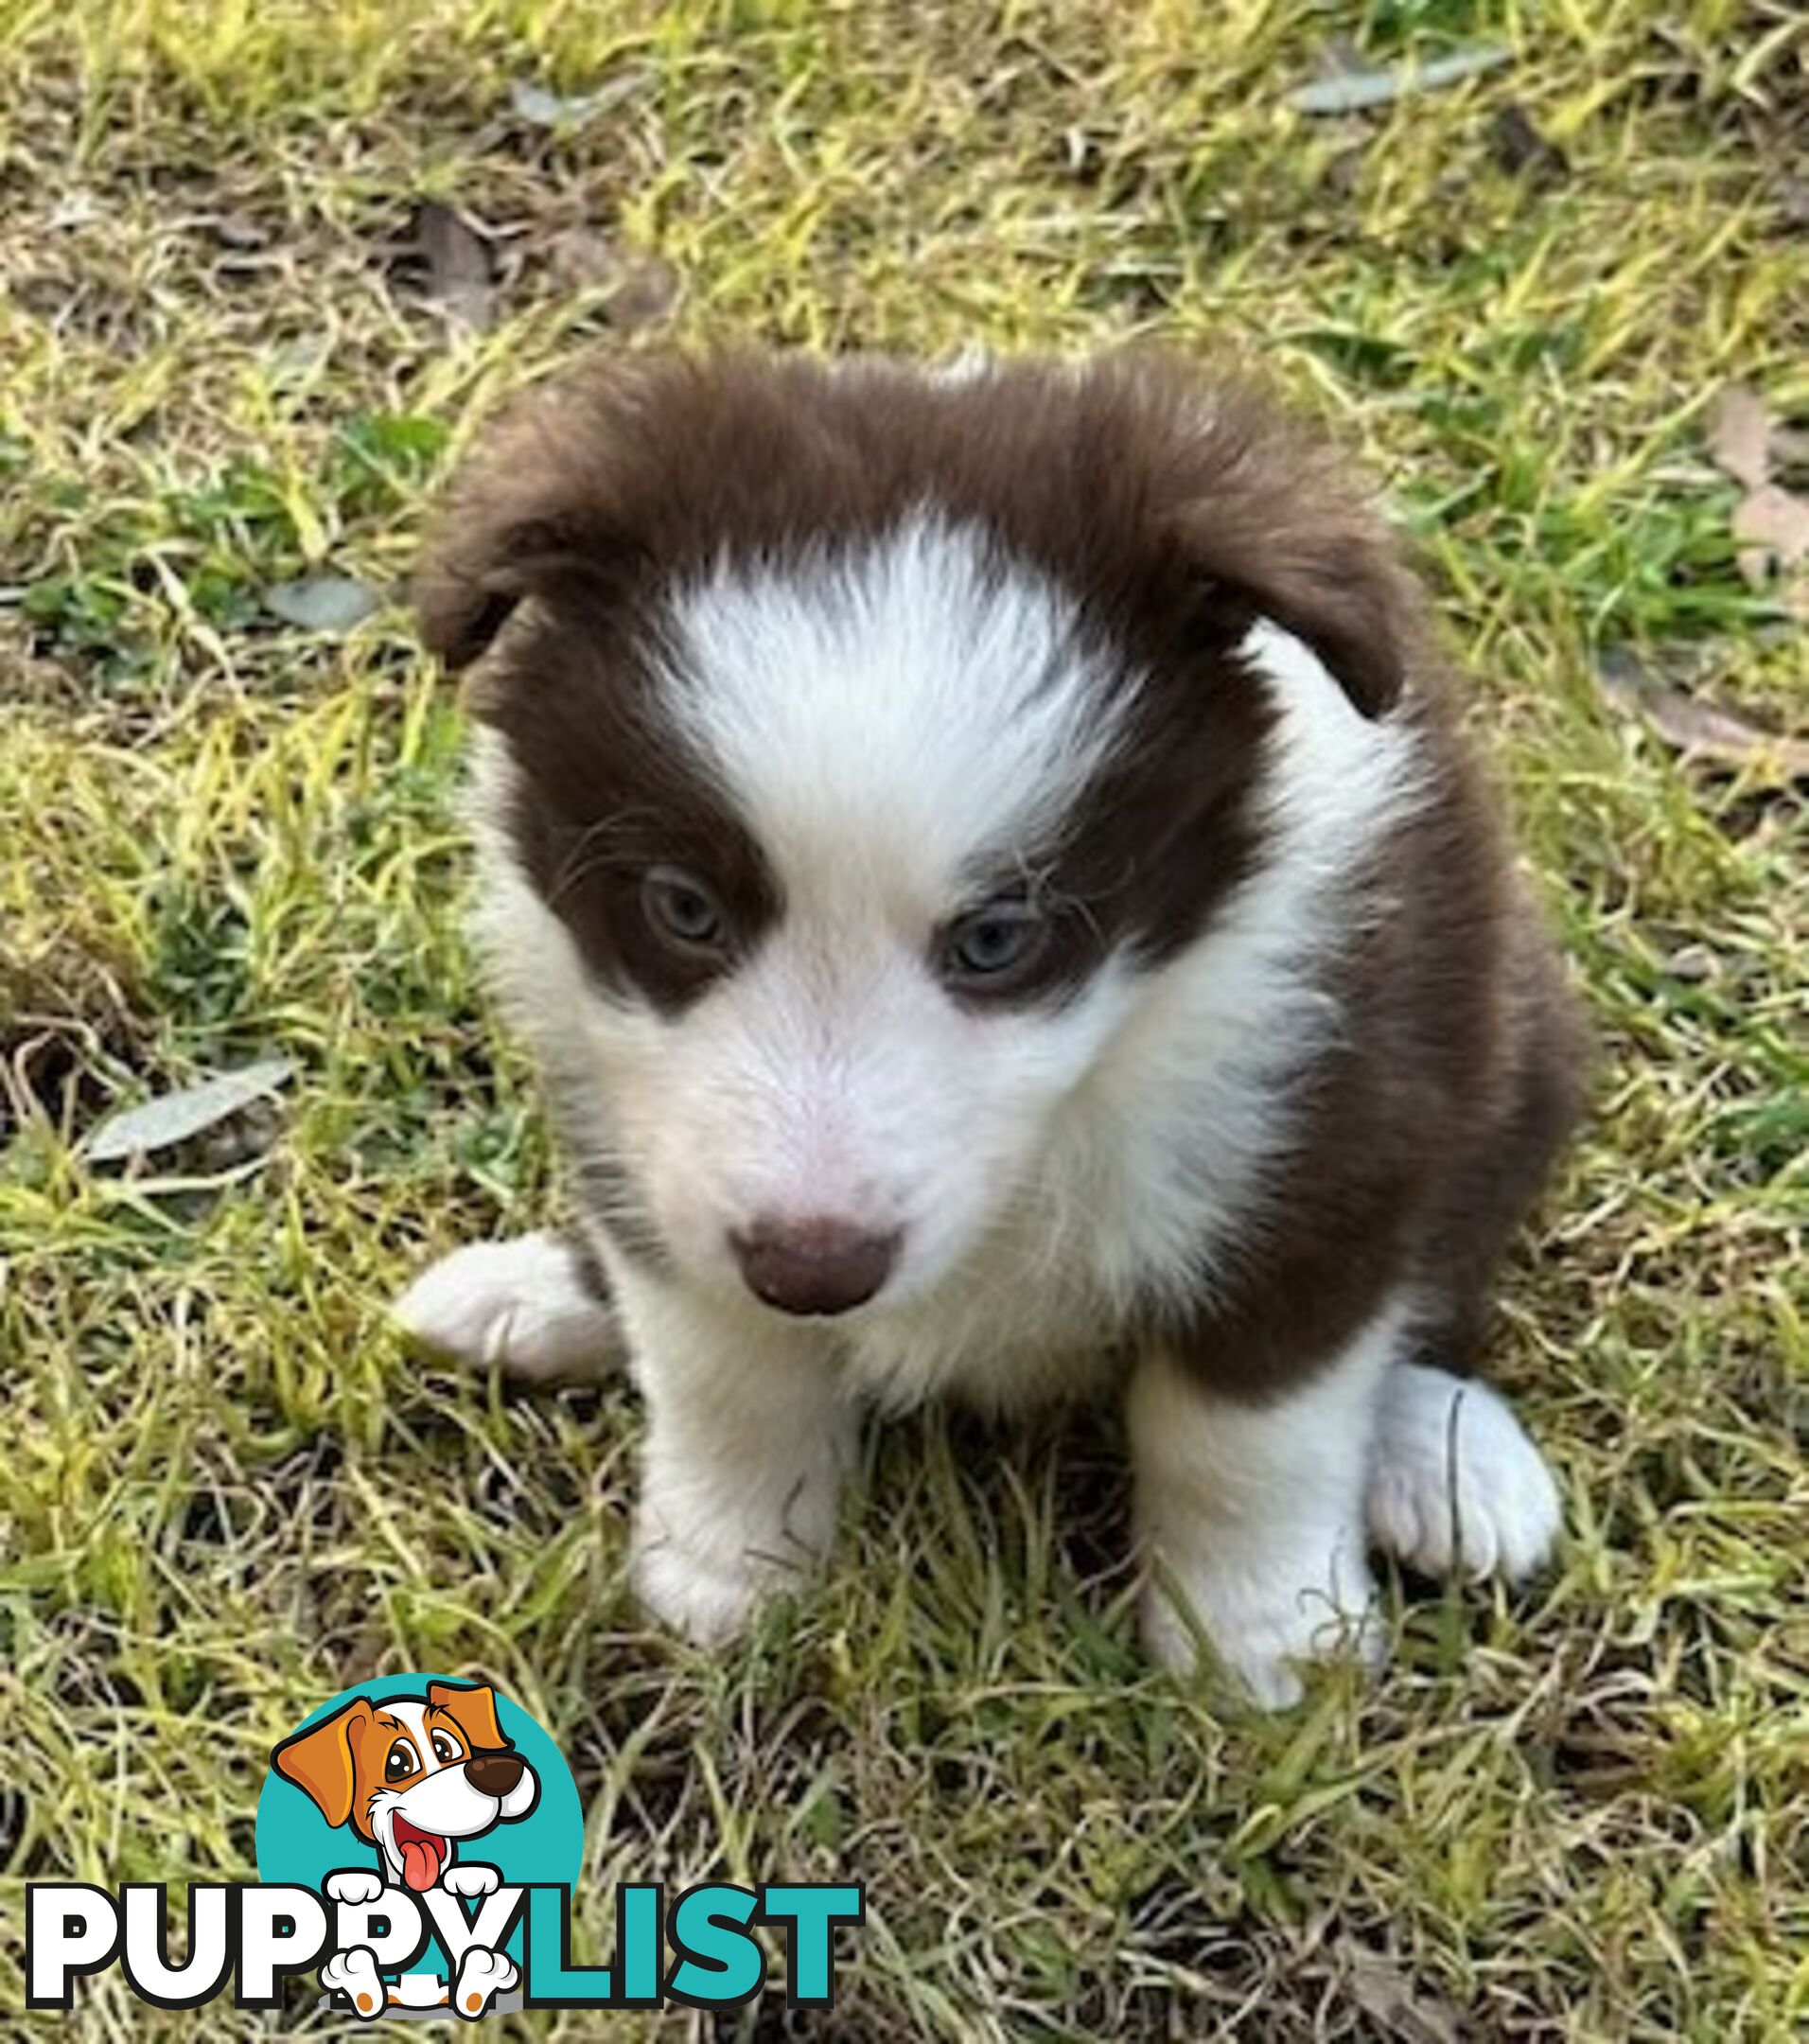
[1, 0, 1804, 2035]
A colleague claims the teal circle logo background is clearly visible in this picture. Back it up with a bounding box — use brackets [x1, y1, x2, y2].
[255, 1673, 583, 1959]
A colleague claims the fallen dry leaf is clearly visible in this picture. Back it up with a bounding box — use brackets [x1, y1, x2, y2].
[85, 1058, 293, 1165]
[1701, 386, 1807, 611]
[1707, 384, 1773, 492]
[1339, 1948, 1462, 2044]
[1597, 651, 1809, 783]
[263, 573, 384, 632]
[509, 74, 640, 128]
[1287, 43, 1508, 115]
[510, 79, 600, 126]
[416, 200, 494, 329]
[1732, 482, 1809, 591]
[546, 230, 681, 329]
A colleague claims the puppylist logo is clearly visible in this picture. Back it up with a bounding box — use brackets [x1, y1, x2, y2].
[26, 1674, 862, 2018]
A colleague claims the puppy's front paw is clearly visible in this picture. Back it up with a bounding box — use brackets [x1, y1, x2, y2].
[1367, 1364, 1561, 1583]
[1140, 1539, 1380, 1708]
[442, 1862, 500, 1899]
[325, 1869, 384, 1907]
[393, 1232, 621, 1382]
[630, 1520, 781, 1648]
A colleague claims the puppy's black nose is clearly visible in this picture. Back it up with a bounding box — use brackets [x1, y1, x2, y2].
[464, 1752, 524, 1798]
[730, 1217, 900, 1316]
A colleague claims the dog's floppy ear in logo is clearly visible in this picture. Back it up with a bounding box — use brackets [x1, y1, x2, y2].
[272, 1697, 376, 1832]
[428, 1681, 508, 1754]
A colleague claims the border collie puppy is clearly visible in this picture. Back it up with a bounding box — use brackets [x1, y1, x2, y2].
[397, 348, 1585, 1703]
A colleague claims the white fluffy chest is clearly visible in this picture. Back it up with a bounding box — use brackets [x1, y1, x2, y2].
[839, 1251, 1115, 1413]
[834, 1066, 1249, 1413]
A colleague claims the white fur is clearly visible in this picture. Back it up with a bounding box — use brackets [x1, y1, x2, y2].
[1129, 1297, 1406, 1706]
[613, 1260, 855, 1644]
[668, 513, 1130, 901]
[1367, 1361, 1562, 1581]
[413, 523, 1499, 1696]
[393, 1231, 618, 1381]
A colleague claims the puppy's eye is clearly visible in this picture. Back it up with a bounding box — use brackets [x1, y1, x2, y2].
[430, 1731, 461, 1765]
[384, 1738, 420, 1781]
[940, 899, 1047, 986]
[641, 864, 728, 952]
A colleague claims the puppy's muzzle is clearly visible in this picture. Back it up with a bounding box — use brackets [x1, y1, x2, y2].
[464, 1752, 526, 1797]
[730, 1216, 900, 1316]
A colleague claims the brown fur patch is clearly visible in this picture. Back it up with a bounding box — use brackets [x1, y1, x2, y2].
[1155, 696, 1589, 1397]
[494, 676, 782, 1018]
[418, 349, 1419, 713]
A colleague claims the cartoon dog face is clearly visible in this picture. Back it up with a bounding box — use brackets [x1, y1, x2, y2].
[272, 1682, 538, 1891]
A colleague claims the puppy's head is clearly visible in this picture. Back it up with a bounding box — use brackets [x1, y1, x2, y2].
[418, 349, 1421, 1318]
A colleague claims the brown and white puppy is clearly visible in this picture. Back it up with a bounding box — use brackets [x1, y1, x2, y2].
[395, 349, 1586, 1704]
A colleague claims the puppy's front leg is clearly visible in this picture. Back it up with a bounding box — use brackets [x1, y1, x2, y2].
[1128, 1304, 1403, 1706]
[615, 1275, 853, 1647]
[394, 1231, 621, 1382]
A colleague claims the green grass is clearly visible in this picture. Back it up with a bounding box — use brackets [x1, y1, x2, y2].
[1, 2, 1804, 2035]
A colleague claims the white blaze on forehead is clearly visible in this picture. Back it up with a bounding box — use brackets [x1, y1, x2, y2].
[380, 1700, 432, 1750]
[659, 513, 1130, 910]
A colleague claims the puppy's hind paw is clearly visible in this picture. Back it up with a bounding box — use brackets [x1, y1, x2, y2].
[453, 1946, 518, 2019]
[320, 1947, 385, 2020]
[394, 1231, 622, 1383]
[1140, 1544, 1381, 1710]
[1367, 1363, 1561, 1583]
[631, 1522, 781, 1649]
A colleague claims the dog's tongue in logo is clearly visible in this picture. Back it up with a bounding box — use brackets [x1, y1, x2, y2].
[393, 1815, 448, 1893]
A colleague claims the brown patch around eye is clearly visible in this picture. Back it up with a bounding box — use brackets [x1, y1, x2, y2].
[952, 922, 1099, 1009]
[934, 888, 1103, 1012]
[1002, 646, 1272, 987]
[488, 604, 782, 1016]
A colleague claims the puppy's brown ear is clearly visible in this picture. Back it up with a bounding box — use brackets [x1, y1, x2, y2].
[1129, 360, 1421, 719]
[413, 365, 646, 673]
[413, 476, 599, 674]
[428, 1680, 510, 1753]
[271, 1697, 373, 1829]
[1186, 508, 1418, 720]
